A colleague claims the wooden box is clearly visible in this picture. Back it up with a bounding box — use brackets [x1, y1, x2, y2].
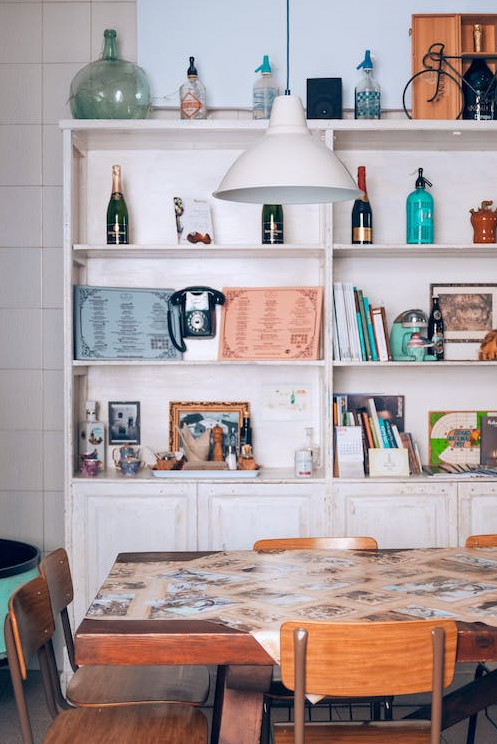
[410, 13, 497, 119]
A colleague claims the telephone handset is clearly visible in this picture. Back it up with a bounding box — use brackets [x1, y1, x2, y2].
[167, 286, 225, 352]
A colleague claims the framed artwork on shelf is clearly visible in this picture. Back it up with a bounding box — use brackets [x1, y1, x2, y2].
[108, 401, 140, 444]
[430, 283, 497, 361]
[169, 401, 248, 454]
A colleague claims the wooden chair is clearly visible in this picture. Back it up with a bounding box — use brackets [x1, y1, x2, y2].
[253, 536, 382, 744]
[465, 533, 497, 548]
[253, 536, 378, 551]
[39, 548, 210, 709]
[4, 574, 208, 744]
[464, 534, 497, 744]
[274, 619, 458, 744]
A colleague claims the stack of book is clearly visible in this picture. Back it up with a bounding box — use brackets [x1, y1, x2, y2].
[333, 393, 422, 476]
[333, 282, 392, 362]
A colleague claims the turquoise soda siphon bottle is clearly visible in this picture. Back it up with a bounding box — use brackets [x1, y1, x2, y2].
[354, 50, 381, 119]
[406, 168, 434, 244]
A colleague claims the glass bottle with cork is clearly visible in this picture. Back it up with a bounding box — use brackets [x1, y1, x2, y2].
[351, 166, 372, 244]
[106, 164, 128, 245]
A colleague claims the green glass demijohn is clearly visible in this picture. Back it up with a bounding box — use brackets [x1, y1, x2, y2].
[69, 29, 151, 119]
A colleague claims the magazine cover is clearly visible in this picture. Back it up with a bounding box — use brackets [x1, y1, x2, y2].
[480, 415, 497, 467]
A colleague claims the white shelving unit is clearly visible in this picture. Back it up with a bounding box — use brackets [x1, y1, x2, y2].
[61, 117, 497, 620]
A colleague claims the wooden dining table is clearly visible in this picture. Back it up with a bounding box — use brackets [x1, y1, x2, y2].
[75, 548, 497, 744]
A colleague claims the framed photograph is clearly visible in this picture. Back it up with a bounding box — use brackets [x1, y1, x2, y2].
[108, 401, 141, 445]
[169, 401, 248, 453]
[431, 283, 497, 342]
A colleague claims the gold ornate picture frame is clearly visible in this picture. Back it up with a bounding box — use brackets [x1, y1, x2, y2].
[169, 401, 248, 452]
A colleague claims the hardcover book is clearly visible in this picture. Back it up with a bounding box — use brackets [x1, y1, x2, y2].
[480, 415, 497, 467]
[429, 410, 497, 467]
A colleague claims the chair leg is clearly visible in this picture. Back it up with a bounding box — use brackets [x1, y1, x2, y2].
[466, 663, 488, 744]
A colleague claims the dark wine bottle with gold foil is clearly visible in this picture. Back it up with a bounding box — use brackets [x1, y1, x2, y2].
[351, 166, 372, 244]
[106, 164, 129, 244]
[262, 204, 283, 244]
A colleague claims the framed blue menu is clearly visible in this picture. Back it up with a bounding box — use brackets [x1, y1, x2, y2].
[74, 286, 182, 361]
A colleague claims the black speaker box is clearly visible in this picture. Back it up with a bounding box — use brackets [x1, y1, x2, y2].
[306, 78, 342, 119]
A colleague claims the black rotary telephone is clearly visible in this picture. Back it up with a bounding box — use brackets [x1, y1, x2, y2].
[167, 286, 225, 352]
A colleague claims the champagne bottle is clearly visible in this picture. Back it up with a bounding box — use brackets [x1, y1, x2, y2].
[462, 57, 496, 120]
[428, 293, 445, 361]
[351, 166, 372, 244]
[106, 164, 128, 244]
[262, 204, 284, 244]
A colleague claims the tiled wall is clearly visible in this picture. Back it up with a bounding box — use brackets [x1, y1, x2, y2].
[0, 0, 136, 554]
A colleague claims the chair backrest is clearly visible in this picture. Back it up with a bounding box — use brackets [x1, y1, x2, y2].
[465, 534, 497, 548]
[5, 575, 59, 744]
[253, 536, 378, 551]
[280, 619, 457, 744]
[39, 547, 77, 671]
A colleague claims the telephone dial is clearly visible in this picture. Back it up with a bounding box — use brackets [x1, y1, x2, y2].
[167, 286, 225, 352]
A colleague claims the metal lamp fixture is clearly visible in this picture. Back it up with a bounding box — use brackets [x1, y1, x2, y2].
[213, 1, 360, 205]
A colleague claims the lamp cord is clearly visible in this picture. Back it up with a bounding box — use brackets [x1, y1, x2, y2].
[285, 0, 290, 94]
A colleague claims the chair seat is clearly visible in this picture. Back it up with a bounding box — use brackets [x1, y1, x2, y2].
[273, 720, 432, 744]
[43, 703, 207, 744]
[66, 664, 210, 707]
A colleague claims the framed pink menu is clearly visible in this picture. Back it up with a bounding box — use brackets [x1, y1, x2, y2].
[218, 287, 323, 361]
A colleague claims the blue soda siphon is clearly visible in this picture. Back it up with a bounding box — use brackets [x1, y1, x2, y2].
[354, 50, 381, 119]
[406, 168, 434, 244]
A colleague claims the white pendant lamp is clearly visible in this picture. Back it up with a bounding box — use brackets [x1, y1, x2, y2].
[213, 1, 360, 205]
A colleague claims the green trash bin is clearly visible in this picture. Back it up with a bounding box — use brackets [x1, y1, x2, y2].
[0, 538, 40, 658]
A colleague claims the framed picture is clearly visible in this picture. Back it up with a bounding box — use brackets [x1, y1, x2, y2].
[169, 401, 248, 453]
[108, 401, 140, 444]
[431, 283, 497, 342]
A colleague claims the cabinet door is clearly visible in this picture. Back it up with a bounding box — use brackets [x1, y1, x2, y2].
[458, 482, 497, 546]
[197, 483, 326, 550]
[333, 481, 458, 548]
[71, 482, 196, 621]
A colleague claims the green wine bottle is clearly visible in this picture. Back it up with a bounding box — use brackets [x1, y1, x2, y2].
[261, 204, 283, 244]
[106, 164, 129, 244]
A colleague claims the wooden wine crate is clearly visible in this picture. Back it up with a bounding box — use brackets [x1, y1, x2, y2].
[410, 13, 497, 120]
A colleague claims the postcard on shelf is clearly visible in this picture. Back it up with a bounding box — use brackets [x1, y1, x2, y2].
[73, 285, 182, 361]
[174, 197, 213, 245]
[428, 410, 497, 467]
[218, 287, 323, 361]
[369, 448, 409, 477]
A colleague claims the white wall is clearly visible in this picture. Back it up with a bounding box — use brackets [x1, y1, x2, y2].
[137, 0, 497, 111]
[0, 0, 137, 555]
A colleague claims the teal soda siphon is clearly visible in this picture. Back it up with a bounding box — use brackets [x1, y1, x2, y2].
[354, 50, 381, 119]
[406, 168, 434, 244]
[253, 55, 278, 119]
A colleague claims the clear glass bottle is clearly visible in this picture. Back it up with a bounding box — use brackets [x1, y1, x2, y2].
[304, 427, 321, 469]
[262, 204, 284, 244]
[180, 56, 207, 120]
[354, 50, 381, 120]
[106, 165, 129, 245]
[70, 29, 151, 119]
[351, 166, 372, 244]
[462, 57, 496, 120]
[406, 168, 434, 244]
[253, 55, 279, 119]
[427, 294, 445, 361]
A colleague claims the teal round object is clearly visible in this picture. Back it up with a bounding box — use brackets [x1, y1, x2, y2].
[0, 539, 40, 658]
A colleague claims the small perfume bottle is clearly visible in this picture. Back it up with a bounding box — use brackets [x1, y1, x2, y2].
[79, 401, 106, 470]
